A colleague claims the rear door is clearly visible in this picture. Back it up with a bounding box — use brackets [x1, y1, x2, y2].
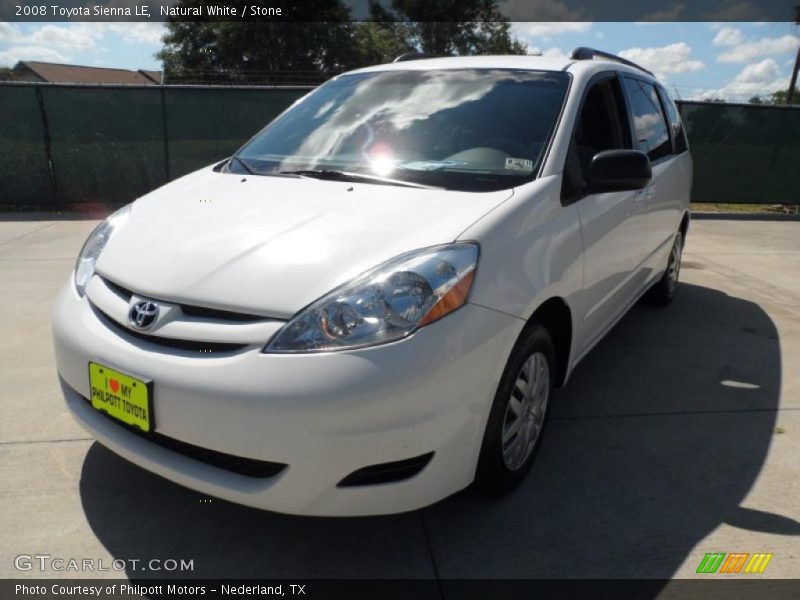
[563, 72, 650, 357]
[655, 85, 692, 248]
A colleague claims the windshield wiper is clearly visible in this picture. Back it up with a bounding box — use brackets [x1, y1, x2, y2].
[228, 155, 255, 174]
[279, 169, 441, 190]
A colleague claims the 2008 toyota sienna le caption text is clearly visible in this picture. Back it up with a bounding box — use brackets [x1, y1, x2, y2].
[52, 48, 692, 516]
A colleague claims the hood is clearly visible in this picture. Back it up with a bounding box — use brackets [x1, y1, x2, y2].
[95, 167, 513, 319]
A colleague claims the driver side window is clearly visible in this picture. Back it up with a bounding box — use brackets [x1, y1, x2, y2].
[561, 75, 632, 203]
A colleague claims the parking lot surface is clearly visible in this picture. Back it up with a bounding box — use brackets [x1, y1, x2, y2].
[1, 214, 798, 583]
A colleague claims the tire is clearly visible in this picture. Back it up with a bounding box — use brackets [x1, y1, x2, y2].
[645, 230, 684, 306]
[474, 322, 556, 496]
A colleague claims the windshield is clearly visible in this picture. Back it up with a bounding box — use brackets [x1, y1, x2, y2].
[231, 69, 570, 192]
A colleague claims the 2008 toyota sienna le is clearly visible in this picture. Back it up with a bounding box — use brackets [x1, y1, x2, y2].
[53, 48, 691, 516]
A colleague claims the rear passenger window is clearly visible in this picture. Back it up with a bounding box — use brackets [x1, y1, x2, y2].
[622, 78, 671, 161]
[658, 86, 688, 154]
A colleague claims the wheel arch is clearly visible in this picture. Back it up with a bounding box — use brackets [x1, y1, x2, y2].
[679, 211, 690, 243]
[525, 297, 574, 389]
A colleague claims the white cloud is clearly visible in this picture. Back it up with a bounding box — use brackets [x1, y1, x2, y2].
[0, 22, 17, 39]
[717, 34, 799, 63]
[713, 27, 744, 46]
[33, 24, 103, 52]
[618, 42, 705, 80]
[0, 23, 103, 53]
[510, 22, 592, 40]
[735, 58, 781, 83]
[542, 47, 568, 58]
[0, 45, 67, 66]
[698, 58, 789, 100]
[106, 23, 165, 45]
[0, 21, 164, 67]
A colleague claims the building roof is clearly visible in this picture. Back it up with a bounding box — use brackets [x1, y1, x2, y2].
[14, 61, 162, 85]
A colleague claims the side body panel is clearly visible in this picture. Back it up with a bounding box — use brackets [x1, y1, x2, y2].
[464, 63, 693, 382]
[571, 185, 649, 359]
[458, 175, 584, 366]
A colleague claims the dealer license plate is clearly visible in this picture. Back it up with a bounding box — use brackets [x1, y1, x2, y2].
[88, 362, 153, 432]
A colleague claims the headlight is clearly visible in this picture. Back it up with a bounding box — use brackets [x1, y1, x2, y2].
[74, 204, 131, 296]
[265, 243, 479, 353]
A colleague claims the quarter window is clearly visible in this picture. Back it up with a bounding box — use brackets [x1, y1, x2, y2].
[623, 78, 671, 161]
[658, 86, 688, 154]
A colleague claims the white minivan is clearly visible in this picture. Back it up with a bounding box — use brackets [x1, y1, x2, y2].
[53, 48, 691, 516]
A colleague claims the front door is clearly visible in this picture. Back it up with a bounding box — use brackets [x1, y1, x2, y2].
[563, 74, 650, 357]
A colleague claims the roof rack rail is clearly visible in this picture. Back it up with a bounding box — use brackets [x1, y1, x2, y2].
[393, 52, 440, 63]
[569, 47, 654, 77]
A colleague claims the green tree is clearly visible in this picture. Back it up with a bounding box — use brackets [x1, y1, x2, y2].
[748, 95, 765, 104]
[769, 88, 800, 105]
[157, 0, 529, 83]
[352, 21, 415, 67]
[158, 0, 356, 84]
[369, 0, 528, 56]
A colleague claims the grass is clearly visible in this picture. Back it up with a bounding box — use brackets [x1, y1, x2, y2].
[691, 203, 799, 214]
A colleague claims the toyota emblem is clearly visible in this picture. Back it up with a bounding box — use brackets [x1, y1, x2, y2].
[128, 300, 159, 331]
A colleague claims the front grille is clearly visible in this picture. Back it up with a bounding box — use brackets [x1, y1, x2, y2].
[337, 452, 434, 487]
[100, 276, 266, 323]
[84, 395, 287, 478]
[180, 304, 265, 322]
[93, 306, 248, 354]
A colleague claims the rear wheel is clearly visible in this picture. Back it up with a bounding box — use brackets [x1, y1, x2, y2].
[474, 323, 555, 495]
[645, 230, 683, 306]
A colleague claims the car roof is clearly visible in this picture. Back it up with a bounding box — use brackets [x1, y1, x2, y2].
[346, 54, 657, 83]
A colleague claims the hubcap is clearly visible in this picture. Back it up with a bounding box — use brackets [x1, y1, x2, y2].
[502, 351, 550, 471]
[667, 233, 683, 293]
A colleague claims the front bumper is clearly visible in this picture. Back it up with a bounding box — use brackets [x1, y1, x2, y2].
[53, 280, 524, 516]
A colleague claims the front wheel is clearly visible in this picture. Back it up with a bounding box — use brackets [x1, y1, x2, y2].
[645, 230, 684, 306]
[474, 323, 555, 496]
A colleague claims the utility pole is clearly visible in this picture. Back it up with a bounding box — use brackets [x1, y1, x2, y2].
[788, 6, 800, 103]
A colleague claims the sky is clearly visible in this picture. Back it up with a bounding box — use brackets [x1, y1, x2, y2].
[0, 21, 797, 102]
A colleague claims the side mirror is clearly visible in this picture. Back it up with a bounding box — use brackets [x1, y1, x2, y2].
[587, 149, 652, 193]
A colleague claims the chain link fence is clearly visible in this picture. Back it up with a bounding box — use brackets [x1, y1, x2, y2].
[0, 83, 309, 210]
[678, 100, 800, 205]
[1, 83, 799, 209]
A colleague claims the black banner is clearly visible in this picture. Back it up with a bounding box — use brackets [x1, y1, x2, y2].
[4, 580, 800, 600]
[2, 0, 798, 23]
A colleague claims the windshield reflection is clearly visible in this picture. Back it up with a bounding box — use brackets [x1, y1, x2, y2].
[235, 69, 570, 192]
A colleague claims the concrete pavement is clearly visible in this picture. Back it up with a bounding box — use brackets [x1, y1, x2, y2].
[1, 215, 798, 583]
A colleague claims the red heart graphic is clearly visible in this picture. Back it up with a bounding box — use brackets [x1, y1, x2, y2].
[109, 378, 120, 393]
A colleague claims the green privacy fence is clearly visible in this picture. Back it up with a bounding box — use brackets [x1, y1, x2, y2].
[678, 101, 800, 205]
[1, 83, 799, 209]
[0, 83, 310, 210]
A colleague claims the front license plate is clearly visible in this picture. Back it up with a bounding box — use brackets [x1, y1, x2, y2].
[89, 362, 153, 432]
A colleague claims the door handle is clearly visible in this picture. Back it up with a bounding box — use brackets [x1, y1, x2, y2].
[635, 186, 655, 201]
